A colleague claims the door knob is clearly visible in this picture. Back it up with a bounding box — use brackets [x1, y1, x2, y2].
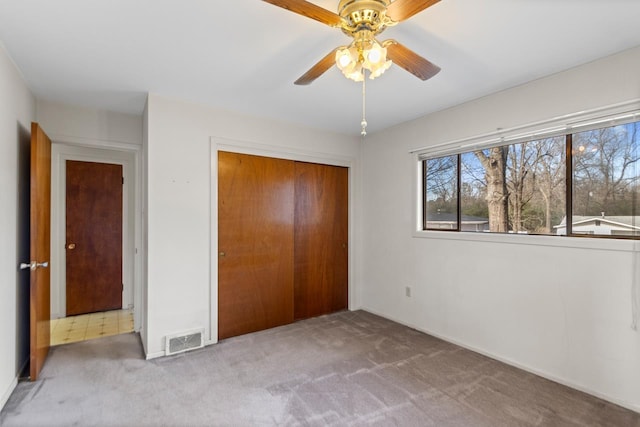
[67, 243, 76, 250]
[37, 262, 49, 268]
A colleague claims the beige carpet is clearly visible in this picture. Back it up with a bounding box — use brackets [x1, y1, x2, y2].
[1, 310, 638, 426]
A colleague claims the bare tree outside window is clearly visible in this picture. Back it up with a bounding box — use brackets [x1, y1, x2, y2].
[424, 155, 458, 230]
[572, 122, 640, 236]
[461, 152, 488, 219]
[423, 120, 639, 239]
[474, 147, 508, 232]
[505, 138, 566, 234]
[531, 138, 566, 234]
[458, 139, 565, 235]
[506, 142, 539, 233]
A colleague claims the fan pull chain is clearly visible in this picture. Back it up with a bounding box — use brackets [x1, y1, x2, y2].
[361, 70, 367, 137]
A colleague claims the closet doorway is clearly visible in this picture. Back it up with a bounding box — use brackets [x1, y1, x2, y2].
[218, 152, 348, 339]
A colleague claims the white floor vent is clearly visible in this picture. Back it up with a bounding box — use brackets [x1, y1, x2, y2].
[165, 329, 204, 356]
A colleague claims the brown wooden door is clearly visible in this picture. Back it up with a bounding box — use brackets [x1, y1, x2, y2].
[29, 123, 51, 380]
[218, 152, 295, 340]
[65, 161, 123, 315]
[294, 162, 348, 320]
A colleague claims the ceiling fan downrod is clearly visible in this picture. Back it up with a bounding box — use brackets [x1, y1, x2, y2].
[361, 69, 367, 137]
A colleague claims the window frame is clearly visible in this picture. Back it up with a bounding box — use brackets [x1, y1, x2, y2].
[419, 119, 640, 241]
[422, 154, 461, 232]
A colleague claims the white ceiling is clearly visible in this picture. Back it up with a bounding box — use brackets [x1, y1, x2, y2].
[1, 0, 639, 135]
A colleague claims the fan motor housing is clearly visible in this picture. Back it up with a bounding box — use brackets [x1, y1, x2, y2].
[338, 0, 391, 35]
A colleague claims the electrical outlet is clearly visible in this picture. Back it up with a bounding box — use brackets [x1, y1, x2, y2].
[405, 286, 411, 297]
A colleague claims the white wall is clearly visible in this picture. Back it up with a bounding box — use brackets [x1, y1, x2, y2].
[144, 94, 361, 358]
[37, 99, 142, 148]
[0, 43, 36, 410]
[140, 99, 149, 354]
[362, 46, 640, 411]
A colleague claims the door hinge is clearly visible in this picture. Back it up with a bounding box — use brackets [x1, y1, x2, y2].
[122, 283, 124, 291]
[122, 177, 124, 184]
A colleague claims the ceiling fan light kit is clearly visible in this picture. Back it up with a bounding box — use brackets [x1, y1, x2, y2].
[263, 0, 442, 134]
[335, 31, 393, 82]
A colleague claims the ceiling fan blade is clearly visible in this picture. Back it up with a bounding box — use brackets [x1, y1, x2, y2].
[262, 0, 343, 27]
[385, 40, 441, 81]
[294, 48, 338, 85]
[385, 0, 440, 22]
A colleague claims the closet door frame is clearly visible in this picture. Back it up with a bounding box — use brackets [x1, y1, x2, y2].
[209, 137, 357, 344]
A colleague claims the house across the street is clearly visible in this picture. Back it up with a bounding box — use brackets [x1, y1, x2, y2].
[555, 214, 640, 236]
[426, 211, 490, 231]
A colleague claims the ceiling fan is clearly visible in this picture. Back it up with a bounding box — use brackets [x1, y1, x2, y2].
[262, 0, 442, 85]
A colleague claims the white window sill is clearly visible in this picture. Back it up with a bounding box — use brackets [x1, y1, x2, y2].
[412, 229, 639, 252]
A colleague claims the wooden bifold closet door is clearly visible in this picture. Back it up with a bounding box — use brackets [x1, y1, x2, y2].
[218, 152, 348, 340]
[217, 153, 295, 340]
[294, 161, 348, 320]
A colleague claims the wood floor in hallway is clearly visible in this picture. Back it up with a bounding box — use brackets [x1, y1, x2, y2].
[49, 309, 133, 346]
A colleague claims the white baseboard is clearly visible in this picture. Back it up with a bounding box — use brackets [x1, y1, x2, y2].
[0, 377, 18, 412]
[361, 306, 640, 414]
[145, 350, 165, 360]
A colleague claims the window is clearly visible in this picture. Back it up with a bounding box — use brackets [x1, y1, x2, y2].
[422, 120, 640, 239]
[424, 155, 458, 230]
[571, 122, 640, 237]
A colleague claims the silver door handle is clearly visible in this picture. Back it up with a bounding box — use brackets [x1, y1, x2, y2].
[19, 261, 49, 271]
[20, 262, 35, 271]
